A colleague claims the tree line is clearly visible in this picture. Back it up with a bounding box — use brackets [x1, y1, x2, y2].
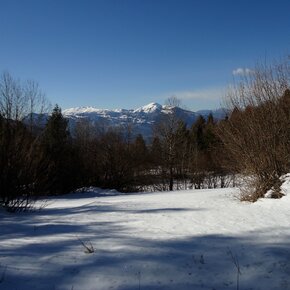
[0, 72, 230, 211]
[0, 57, 289, 211]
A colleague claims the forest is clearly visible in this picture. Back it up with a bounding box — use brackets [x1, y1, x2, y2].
[0, 59, 289, 211]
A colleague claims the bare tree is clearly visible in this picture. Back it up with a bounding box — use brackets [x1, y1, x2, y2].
[0, 72, 50, 211]
[0, 72, 49, 123]
[218, 59, 290, 201]
[0, 72, 24, 120]
[154, 108, 185, 191]
[165, 96, 182, 108]
[24, 79, 50, 130]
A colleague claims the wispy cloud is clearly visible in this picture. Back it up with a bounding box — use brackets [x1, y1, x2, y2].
[170, 87, 224, 101]
[232, 67, 254, 76]
[160, 87, 225, 110]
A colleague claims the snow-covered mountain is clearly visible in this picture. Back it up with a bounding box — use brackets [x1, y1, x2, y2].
[62, 103, 188, 138]
[63, 103, 227, 138]
[26, 103, 227, 139]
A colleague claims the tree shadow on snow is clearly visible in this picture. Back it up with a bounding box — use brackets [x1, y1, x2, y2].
[0, 204, 290, 290]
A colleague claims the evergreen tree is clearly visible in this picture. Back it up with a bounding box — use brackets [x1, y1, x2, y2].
[43, 105, 69, 152]
[42, 105, 77, 194]
[133, 134, 148, 166]
[150, 137, 162, 165]
[192, 115, 206, 150]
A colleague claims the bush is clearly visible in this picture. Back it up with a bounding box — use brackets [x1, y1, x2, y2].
[217, 60, 290, 201]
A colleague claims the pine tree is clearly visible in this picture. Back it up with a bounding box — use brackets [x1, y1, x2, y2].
[42, 105, 76, 194]
[193, 115, 206, 150]
[43, 105, 69, 153]
[133, 134, 148, 166]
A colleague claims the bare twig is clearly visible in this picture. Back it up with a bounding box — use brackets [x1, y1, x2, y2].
[76, 236, 95, 254]
[227, 248, 241, 290]
[0, 265, 7, 283]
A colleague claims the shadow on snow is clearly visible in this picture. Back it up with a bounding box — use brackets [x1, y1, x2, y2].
[0, 202, 290, 290]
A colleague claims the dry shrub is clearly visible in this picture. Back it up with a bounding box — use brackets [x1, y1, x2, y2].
[217, 59, 290, 201]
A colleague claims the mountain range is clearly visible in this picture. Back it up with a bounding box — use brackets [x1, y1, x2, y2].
[26, 103, 227, 139]
[62, 103, 227, 139]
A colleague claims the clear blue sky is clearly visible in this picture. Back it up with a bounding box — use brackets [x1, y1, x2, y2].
[0, 0, 289, 111]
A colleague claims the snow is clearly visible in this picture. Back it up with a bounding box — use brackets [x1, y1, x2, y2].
[63, 107, 130, 119]
[281, 173, 290, 193]
[62, 102, 191, 125]
[265, 173, 290, 198]
[63, 106, 106, 115]
[1, 177, 290, 290]
[133, 103, 162, 114]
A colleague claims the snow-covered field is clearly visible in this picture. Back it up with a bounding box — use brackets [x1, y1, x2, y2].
[1, 176, 290, 290]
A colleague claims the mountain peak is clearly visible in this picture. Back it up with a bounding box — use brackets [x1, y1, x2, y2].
[63, 106, 104, 115]
[134, 102, 162, 113]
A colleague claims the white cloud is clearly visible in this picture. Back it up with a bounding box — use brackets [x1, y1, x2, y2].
[160, 87, 225, 110]
[232, 67, 254, 76]
[171, 87, 224, 101]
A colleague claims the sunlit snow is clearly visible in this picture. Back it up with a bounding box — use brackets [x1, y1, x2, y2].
[1, 176, 290, 290]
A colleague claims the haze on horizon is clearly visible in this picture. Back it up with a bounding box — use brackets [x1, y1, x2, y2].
[0, 0, 289, 111]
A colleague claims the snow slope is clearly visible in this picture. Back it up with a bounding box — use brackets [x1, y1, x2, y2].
[1, 181, 290, 290]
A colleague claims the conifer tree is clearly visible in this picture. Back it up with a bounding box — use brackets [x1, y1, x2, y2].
[42, 105, 76, 194]
[133, 134, 148, 167]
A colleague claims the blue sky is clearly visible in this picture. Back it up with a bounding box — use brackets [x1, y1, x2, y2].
[0, 0, 289, 111]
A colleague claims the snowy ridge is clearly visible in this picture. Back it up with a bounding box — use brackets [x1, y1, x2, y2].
[25, 103, 227, 139]
[63, 106, 130, 116]
[62, 103, 228, 139]
[62, 102, 199, 138]
[62, 103, 226, 121]
[63, 102, 168, 117]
